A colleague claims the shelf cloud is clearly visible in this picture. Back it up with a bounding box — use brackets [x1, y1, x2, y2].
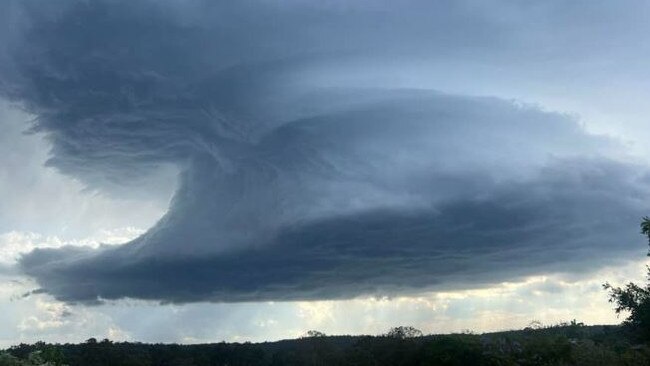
[2, 0, 649, 303]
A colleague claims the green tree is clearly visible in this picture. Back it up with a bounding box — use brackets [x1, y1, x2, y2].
[0, 352, 22, 366]
[604, 217, 650, 342]
[0, 351, 63, 366]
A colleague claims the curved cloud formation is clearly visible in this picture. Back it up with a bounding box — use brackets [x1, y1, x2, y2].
[2, 0, 650, 303]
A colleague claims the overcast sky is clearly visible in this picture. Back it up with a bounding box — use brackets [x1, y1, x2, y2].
[1, 0, 650, 345]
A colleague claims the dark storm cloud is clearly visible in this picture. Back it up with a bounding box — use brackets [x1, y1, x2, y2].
[21, 164, 649, 303]
[2, 0, 650, 303]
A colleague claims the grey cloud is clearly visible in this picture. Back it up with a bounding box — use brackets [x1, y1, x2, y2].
[2, 0, 650, 303]
[20, 155, 650, 303]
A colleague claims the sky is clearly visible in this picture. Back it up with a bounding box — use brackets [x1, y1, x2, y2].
[1, 0, 650, 346]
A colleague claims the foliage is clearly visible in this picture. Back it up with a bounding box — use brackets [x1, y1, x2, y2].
[0, 350, 64, 366]
[604, 217, 650, 342]
[603, 276, 650, 341]
[385, 326, 423, 339]
[302, 330, 327, 338]
[5, 324, 650, 366]
[422, 335, 489, 366]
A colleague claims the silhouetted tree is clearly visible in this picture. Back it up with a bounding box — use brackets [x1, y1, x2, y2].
[385, 326, 423, 339]
[604, 217, 650, 342]
[303, 330, 327, 338]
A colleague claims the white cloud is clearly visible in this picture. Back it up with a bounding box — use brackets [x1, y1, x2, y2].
[0, 228, 144, 265]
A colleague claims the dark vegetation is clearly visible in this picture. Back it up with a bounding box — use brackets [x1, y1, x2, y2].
[2, 324, 649, 366]
[603, 217, 650, 343]
[3, 218, 650, 365]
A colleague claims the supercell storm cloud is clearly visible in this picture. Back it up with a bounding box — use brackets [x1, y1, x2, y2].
[1, 0, 650, 303]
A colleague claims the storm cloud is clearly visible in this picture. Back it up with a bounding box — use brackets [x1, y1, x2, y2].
[2, 0, 650, 303]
